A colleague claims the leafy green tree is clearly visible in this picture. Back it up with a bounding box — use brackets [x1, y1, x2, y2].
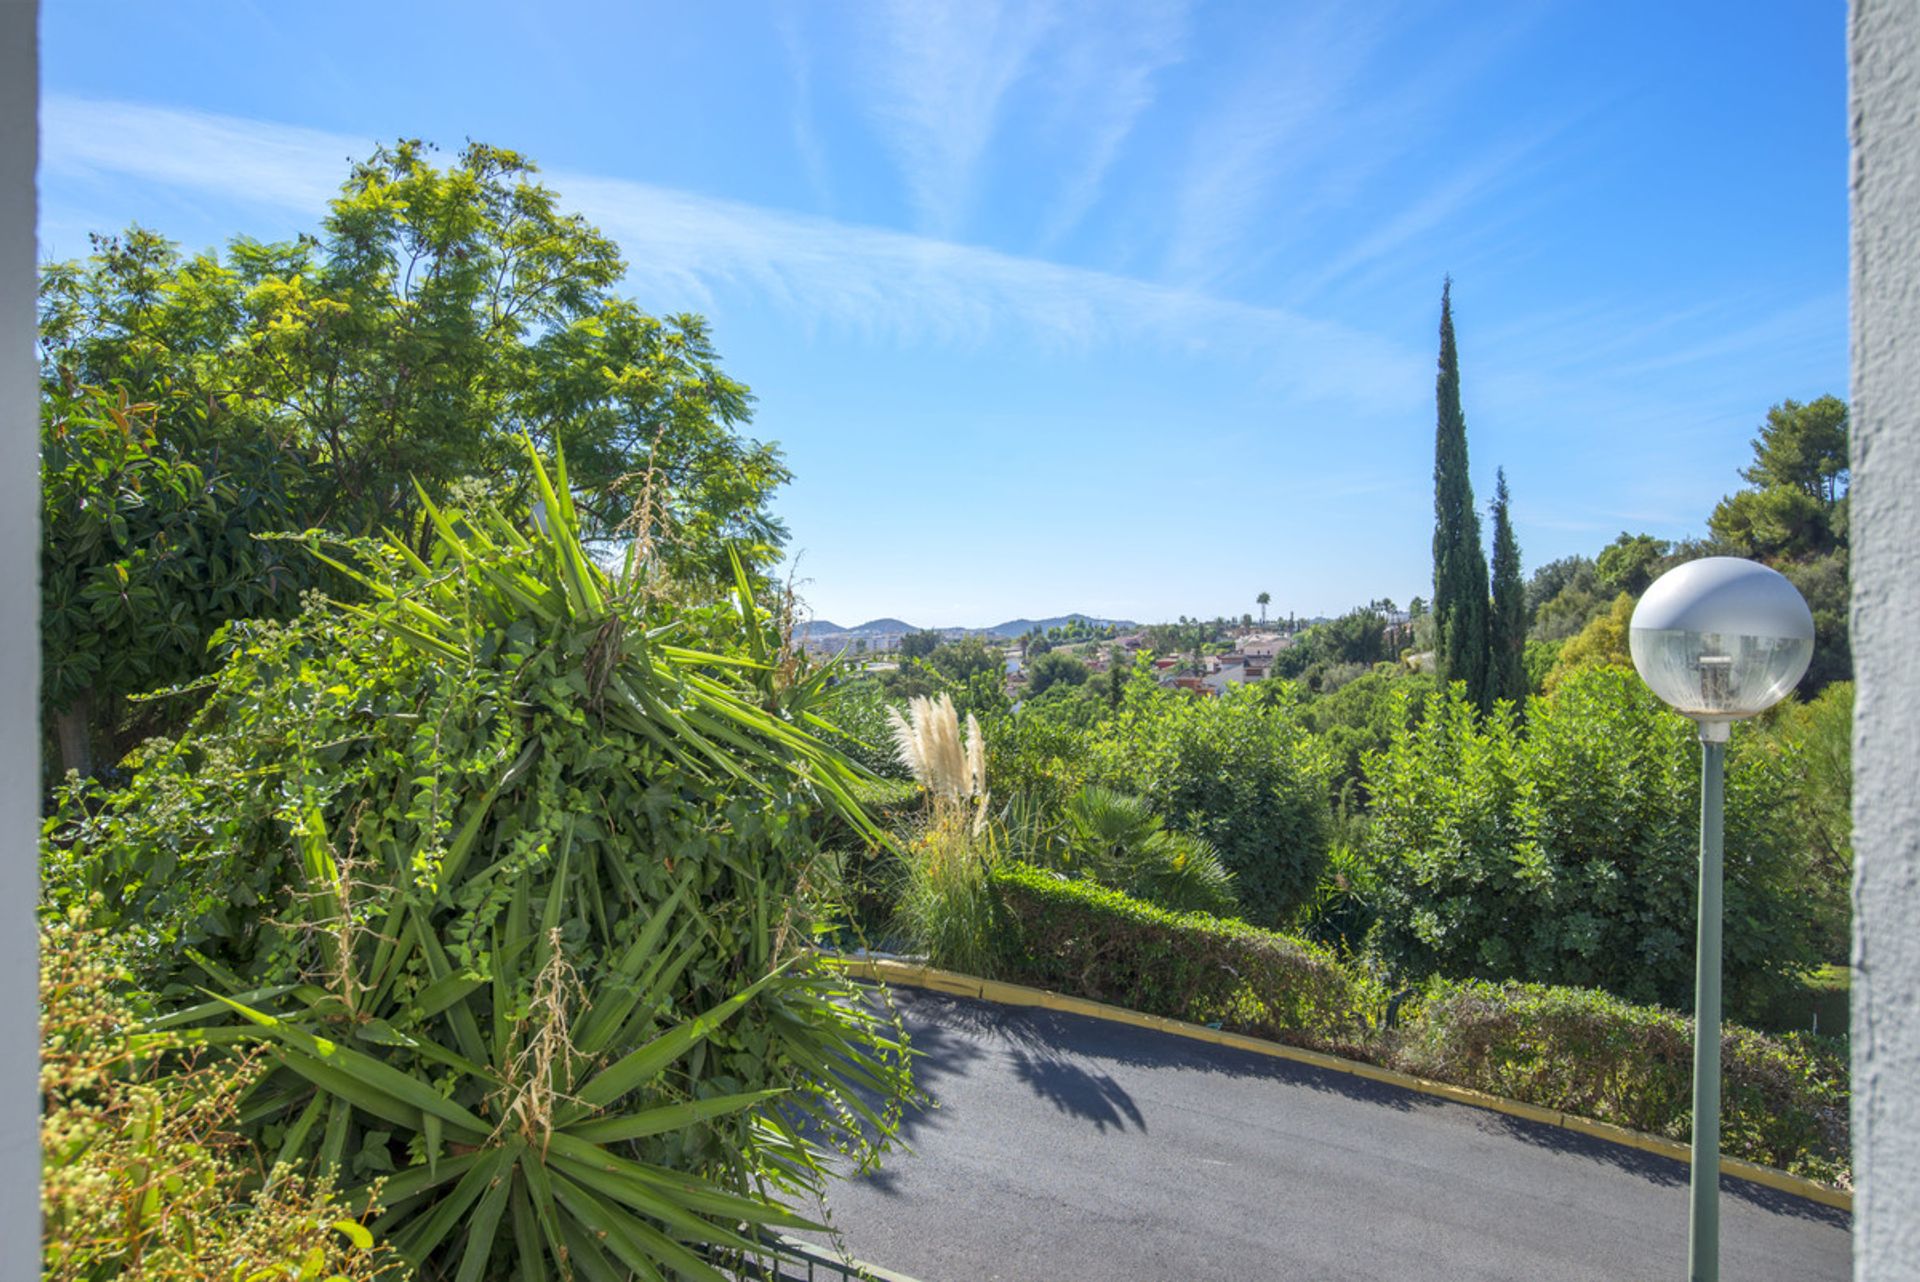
[1431, 279, 1491, 708]
[1709, 396, 1849, 559]
[1257, 591, 1271, 625]
[1740, 395, 1850, 504]
[1487, 469, 1527, 707]
[40, 143, 794, 774]
[1524, 556, 1592, 622]
[1780, 550, 1852, 695]
[1545, 593, 1635, 691]
[1364, 667, 1822, 1016]
[1027, 650, 1090, 697]
[924, 634, 1000, 686]
[1082, 684, 1332, 927]
[1298, 669, 1438, 805]
[1595, 531, 1671, 597]
[39, 383, 313, 776]
[899, 629, 943, 660]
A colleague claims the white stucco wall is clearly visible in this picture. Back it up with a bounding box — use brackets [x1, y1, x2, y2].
[1850, 1, 1920, 1276]
[0, 0, 36, 1268]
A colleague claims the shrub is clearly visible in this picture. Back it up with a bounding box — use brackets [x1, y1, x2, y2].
[892, 814, 1004, 977]
[991, 863, 1380, 1057]
[1081, 683, 1333, 926]
[43, 448, 915, 1279]
[818, 677, 914, 779]
[987, 867, 1849, 1182]
[1364, 666, 1822, 1018]
[983, 702, 1092, 815]
[1058, 785, 1237, 917]
[1389, 979, 1849, 1185]
[41, 917, 393, 1280]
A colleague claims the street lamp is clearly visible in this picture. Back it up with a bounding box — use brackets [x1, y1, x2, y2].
[1628, 557, 1813, 1282]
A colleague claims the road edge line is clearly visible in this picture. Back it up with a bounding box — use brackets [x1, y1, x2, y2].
[828, 955, 1853, 1213]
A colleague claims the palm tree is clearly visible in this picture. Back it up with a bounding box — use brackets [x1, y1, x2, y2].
[1257, 591, 1271, 626]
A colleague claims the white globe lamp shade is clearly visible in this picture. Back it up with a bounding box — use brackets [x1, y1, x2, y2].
[1628, 557, 1814, 727]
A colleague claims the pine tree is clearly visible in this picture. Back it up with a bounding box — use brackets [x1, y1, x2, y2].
[1432, 278, 1491, 708]
[1488, 467, 1527, 708]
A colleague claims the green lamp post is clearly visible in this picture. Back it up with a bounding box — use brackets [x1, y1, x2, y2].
[1628, 557, 1813, 1282]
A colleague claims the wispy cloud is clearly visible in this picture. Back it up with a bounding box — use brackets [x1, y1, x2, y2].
[775, 3, 834, 214]
[40, 95, 1428, 414]
[1161, 5, 1390, 288]
[43, 95, 369, 213]
[863, 0, 1062, 238]
[1161, 3, 1546, 293]
[1028, 1, 1190, 250]
[1288, 127, 1558, 301]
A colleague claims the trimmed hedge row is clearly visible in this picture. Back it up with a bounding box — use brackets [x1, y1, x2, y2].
[989, 863, 1851, 1185]
[1394, 980, 1849, 1184]
[992, 863, 1383, 1058]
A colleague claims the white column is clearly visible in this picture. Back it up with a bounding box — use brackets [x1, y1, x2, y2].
[1850, 0, 1920, 1276]
[0, 0, 39, 1270]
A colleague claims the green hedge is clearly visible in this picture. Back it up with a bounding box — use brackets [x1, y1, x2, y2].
[1392, 980, 1849, 1185]
[988, 863, 1850, 1186]
[991, 863, 1382, 1058]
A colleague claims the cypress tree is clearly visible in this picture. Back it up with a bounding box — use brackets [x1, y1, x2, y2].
[1432, 278, 1491, 708]
[1488, 467, 1527, 708]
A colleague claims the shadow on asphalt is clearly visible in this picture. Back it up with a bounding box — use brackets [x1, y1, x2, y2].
[876, 986, 1851, 1229]
[1479, 1111, 1851, 1228]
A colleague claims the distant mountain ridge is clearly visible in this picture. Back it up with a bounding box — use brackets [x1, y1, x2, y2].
[796, 612, 1136, 644]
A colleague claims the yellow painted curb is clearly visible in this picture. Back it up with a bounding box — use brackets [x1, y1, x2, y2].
[824, 955, 1852, 1213]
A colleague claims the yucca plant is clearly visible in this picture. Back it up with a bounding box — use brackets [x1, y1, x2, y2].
[46, 440, 915, 1280]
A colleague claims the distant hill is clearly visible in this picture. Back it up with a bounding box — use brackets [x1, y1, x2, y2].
[795, 612, 1136, 649]
[981, 613, 1136, 638]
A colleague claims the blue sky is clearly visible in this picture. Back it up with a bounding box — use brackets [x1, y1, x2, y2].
[37, 1, 1847, 628]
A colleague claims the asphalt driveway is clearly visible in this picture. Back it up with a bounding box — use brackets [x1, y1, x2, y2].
[802, 987, 1849, 1282]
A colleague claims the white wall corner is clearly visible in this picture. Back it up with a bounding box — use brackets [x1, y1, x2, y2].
[1850, 0, 1920, 1276]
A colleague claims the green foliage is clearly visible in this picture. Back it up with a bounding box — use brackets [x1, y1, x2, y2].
[1390, 980, 1849, 1184]
[1025, 650, 1089, 697]
[898, 630, 942, 660]
[1431, 279, 1491, 710]
[1364, 667, 1824, 1017]
[41, 146, 795, 778]
[1528, 557, 1608, 642]
[1543, 592, 1634, 691]
[817, 678, 913, 780]
[1780, 550, 1852, 696]
[982, 703, 1092, 817]
[41, 142, 789, 573]
[44, 447, 913, 1280]
[1595, 532, 1671, 597]
[1738, 395, 1851, 505]
[1297, 669, 1437, 806]
[1058, 786, 1237, 917]
[41, 917, 394, 1281]
[1078, 683, 1332, 927]
[1267, 606, 1391, 689]
[891, 814, 1004, 977]
[875, 635, 1008, 721]
[1487, 469, 1526, 707]
[1521, 638, 1562, 696]
[992, 863, 1382, 1057]
[1754, 682, 1853, 961]
[987, 866, 1848, 1182]
[38, 382, 314, 776]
